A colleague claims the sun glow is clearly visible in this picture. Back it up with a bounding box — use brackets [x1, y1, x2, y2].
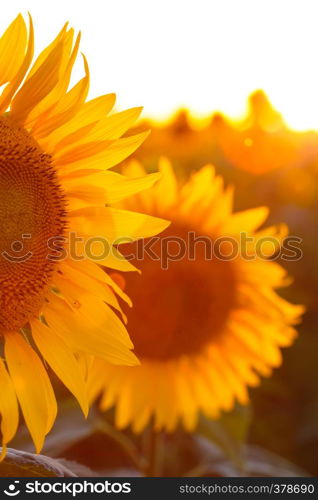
[2, 0, 318, 131]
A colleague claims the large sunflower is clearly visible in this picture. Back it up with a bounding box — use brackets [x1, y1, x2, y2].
[88, 159, 304, 433]
[0, 15, 169, 456]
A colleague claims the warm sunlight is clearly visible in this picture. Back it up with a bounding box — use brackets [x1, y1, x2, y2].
[0, 0, 317, 483]
[2, 0, 318, 130]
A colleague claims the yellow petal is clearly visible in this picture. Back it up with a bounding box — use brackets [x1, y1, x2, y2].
[56, 131, 150, 172]
[0, 14, 27, 86]
[0, 359, 19, 459]
[156, 157, 178, 211]
[32, 53, 89, 138]
[0, 14, 34, 113]
[65, 258, 132, 306]
[31, 319, 88, 416]
[221, 206, 269, 235]
[23, 25, 75, 127]
[43, 294, 139, 366]
[77, 107, 143, 143]
[10, 37, 65, 123]
[64, 171, 161, 205]
[53, 260, 125, 319]
[122, 159, 147, 177]
[69, 206, 170, 243]
[5, 332, 57, 453]
[44, 93, 116, 151]
[27, 22, 68, 78]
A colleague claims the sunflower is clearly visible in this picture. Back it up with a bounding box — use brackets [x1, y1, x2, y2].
[213, 90, 302, 174]
[0, 15, 169, 456]
[88, 158, 304, 433]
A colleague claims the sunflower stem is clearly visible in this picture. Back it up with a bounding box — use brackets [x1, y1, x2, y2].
[94, 418, 147, 472]
[146, 429, 164, 477]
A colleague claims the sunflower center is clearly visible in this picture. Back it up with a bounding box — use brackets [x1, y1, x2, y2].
[0, 116, 67, 333]
[121, 225, 237, 360]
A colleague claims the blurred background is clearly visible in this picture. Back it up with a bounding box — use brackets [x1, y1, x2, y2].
[130, 93, 318, 475]
[4, 0, 318, 477]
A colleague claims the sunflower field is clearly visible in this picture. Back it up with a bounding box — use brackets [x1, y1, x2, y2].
[0, 7, 317, 481]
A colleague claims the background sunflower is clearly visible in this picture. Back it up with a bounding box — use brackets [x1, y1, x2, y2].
[88, 159, 304, 434]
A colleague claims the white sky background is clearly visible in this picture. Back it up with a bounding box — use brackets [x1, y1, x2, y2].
[2, 0, 318, 130]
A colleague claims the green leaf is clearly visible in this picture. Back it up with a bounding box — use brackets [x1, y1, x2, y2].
[187, 441, 309, 477]
[12, 398, 96, 457]
[196, 404, 252, 471]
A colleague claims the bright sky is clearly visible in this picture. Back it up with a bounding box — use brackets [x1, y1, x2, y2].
[2, 0, 318, 130]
